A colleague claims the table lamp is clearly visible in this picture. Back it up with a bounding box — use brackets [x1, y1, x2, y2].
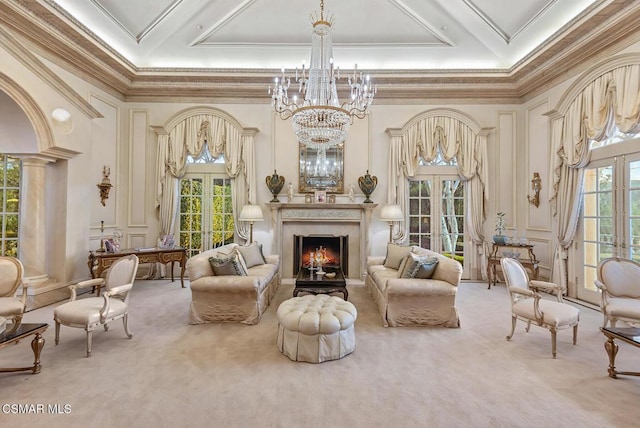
[380, 204, 404, 243]
[239, 204, 264, 243]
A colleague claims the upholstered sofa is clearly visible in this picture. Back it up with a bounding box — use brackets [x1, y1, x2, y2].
[366, 245, 463, 327]
[186, 243, 280, 325]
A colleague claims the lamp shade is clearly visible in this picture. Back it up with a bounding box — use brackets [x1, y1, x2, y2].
[239, 204, 264, 222]
[380, 204, 404, 222]
[238, 205, 264, 222]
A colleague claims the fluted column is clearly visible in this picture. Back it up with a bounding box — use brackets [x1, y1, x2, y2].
[18, 157, 52, 290]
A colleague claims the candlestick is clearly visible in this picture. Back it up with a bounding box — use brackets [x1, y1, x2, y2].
[97, 220, 106, 252]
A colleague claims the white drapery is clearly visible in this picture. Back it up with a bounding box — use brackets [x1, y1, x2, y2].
[154, 111, 257, 257]
[387, 112, 489, 278]
[549, 63, 640, 288]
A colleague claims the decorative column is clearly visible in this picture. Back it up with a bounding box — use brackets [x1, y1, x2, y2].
[18, 157, 53, 293]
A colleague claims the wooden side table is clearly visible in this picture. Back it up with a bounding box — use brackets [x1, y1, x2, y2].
[88, 247, 187, 292]
[487, 243, 539, 289]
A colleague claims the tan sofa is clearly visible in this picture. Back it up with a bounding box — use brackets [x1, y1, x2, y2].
[186, 243, 280, 325]
[366, 246, 463, 327]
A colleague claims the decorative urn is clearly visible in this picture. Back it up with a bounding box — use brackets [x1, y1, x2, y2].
[358, 170, 378, 203]
[265, 170, 285, 202]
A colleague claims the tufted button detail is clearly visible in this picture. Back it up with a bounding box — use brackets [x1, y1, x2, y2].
[276, 294, 358, 363]
[277, 295, 357, 334]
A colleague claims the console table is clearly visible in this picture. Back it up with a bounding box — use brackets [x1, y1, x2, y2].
[88, 247, 187, 290]
[487, 243, 539, 289]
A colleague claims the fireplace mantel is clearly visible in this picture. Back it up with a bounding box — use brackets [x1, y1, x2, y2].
[266, 203, 377, 279]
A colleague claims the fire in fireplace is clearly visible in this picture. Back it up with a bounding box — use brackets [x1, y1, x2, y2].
[293, 235, 349, 276]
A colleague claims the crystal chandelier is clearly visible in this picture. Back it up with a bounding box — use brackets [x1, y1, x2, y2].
[269, 0, 376, 149]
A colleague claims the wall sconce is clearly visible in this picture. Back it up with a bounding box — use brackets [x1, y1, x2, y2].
[97, 165, 112, 206]
[527, 172, 541, 208]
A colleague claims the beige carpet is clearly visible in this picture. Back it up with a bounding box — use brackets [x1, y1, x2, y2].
[1, 278, 639, 428]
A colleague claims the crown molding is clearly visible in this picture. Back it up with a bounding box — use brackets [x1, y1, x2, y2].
[0, 0, 638, 104]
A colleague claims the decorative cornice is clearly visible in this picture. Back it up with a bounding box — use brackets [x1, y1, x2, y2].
[0, 26, 103, 119]
[0, 0, 638, 104]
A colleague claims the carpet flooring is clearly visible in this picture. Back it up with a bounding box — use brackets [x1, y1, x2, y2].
[1, 278, 639, 428]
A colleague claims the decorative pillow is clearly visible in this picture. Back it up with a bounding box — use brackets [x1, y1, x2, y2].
[233, 249, 249, 274]
[400, 253, 431, 278]
[412, 257, 440, 279]
[237, 242, 267, 268]
[396, 254, 412, 278]
[209, 255, 247, 276]
[383, 243, 412, 270]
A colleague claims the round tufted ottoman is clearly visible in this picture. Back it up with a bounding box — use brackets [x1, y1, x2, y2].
[276, 294, 357, 363]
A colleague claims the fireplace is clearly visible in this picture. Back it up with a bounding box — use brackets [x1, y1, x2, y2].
[293, 235, 349, 276]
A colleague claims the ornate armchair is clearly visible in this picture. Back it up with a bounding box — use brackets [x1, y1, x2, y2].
[0, 256, 28, 335]
[594, 257, 640, 328]
[501, 257, 579, 358]
[54, 254, 139, 357]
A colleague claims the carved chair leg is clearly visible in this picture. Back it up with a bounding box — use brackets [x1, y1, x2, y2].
[55, 321, 60, 345]
[525, 320, 531, 333]
[86, 329, 93, 357]
[573, 324, 578, 345]
[506, 316, 517, 340]
[550, 329, 557, 359]
[602, 314, 608, 328]
[104, 323, 109, 332]
[123, 314, 133, 339]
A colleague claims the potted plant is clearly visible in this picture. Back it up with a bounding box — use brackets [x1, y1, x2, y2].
[493, 212, 507, 244]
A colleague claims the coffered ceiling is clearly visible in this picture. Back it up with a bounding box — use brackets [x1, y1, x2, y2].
[1, 0, 640, 102]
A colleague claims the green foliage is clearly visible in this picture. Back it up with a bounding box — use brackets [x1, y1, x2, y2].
[180, 176, 234, 255]
[0, 155, 20, 257]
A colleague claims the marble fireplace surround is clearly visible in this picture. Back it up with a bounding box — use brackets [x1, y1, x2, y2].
[266, 203, 377, 279]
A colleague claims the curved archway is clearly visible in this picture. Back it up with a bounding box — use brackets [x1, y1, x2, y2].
[551, 52, 640, 116]
[0, 72, 54, 155]
[400, 107, 484, 135]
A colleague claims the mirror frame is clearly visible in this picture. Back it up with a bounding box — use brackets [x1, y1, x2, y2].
[298, 143, 344, 193]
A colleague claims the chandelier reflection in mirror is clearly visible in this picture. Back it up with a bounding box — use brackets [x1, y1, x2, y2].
[269, 0, 376, 149]
[299, 143, 344, 193]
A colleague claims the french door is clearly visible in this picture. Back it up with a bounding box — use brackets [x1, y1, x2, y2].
[179, 173, 233, 258]
[408, 174, 469, 279]
[578, 153, 640, 303]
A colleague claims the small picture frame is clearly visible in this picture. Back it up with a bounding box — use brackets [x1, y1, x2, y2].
[314, 190, 326, 204]
[305, 194, 313, 204]
[160, 234, 175, 249]
[103, 238, 116, 253]
[327, 194, 336, 203]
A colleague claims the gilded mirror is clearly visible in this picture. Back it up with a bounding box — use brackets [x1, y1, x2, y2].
[298, 143, 344, 193]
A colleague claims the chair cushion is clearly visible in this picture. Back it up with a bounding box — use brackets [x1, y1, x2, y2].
[513, 299, 579, 328]
[0, 297, 24, 316]
[54, 298, 128, 326]
[383, 243, 412, 270]
[237, 242, 267, 268]
[605, 297, 640, 319]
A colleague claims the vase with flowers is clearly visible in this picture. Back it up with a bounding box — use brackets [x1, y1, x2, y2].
[493, 212, 507, 245]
